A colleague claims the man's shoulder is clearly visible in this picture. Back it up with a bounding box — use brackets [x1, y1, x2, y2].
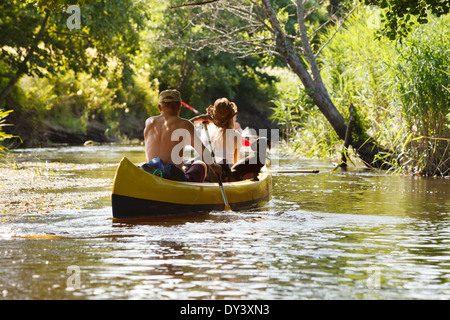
[146, 115, 194, 132]
[145, 115, 160, 126]
[180, 116, 194, 126]
[173, 117, 194, 130]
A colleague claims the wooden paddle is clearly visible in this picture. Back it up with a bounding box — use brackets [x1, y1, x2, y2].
[262, 169, 320, 174]
[202, 121, 231, 211]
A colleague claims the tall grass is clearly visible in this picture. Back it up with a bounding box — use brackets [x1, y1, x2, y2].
[270, 7, 450, 176]
[391, 16, 450, 176]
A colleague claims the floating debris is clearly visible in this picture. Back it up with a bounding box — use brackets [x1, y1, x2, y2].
[0, 161, 113, 222]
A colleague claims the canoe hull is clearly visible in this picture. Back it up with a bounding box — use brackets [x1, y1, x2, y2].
[111, 157, 272, 219]
[112, 193, 270, 219]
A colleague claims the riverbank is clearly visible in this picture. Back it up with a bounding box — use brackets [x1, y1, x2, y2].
[3, 108, 137, 148]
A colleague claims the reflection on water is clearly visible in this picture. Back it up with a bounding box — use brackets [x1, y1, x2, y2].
[0, 145, 449, 300]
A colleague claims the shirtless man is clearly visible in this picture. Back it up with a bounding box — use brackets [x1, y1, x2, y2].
[144, 89, 221, 182]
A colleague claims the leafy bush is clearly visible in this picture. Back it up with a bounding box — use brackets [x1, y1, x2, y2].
[0, 109, 14, 159]
[10, 67, 160, 146]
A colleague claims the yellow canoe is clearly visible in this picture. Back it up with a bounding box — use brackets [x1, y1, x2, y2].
[111, 157, 272, 219]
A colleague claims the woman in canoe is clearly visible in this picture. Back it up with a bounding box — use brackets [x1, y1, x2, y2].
[190, 98, 243, 181]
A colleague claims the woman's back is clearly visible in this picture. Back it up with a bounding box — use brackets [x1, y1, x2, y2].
[203, 124, 242, 165]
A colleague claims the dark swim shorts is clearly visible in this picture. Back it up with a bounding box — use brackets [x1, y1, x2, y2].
[184, 162, 207, 182]
[147, 157, 206, 182]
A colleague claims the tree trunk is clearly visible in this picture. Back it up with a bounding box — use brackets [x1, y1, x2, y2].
[0, 11, 50, 105]
[0, 72, 23, 104]
[260, 0, 388, 168]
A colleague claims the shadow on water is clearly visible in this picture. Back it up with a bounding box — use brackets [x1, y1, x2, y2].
[112, 211, 214, 227]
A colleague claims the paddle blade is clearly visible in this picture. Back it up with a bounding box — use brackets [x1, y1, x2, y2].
[224, 204, 231, 211]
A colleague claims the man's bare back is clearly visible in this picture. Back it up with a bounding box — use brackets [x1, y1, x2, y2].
[144, 113, 195, 169]
[143, 89, 220, 184]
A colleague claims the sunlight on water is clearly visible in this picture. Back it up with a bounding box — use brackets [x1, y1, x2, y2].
[0, 145, 449, 300]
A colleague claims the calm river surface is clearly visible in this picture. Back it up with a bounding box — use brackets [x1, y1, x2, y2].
[0, 145, 449, 300]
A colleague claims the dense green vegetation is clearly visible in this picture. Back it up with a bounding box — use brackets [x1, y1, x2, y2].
[0, 0, 153, 145]
[363, 0, 449, 40]
[1, 1, 448, 176]
[0, 108, 15, 159]
[0, 0, 277, 147]
[272, 7, 449, 176]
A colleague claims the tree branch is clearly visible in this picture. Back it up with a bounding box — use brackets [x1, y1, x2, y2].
[170, 0, 221, 10]
[259, 0, 317, 92]
[295, 0, 326, 90]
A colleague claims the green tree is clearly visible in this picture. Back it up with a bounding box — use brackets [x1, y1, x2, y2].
[0, 0, 148, 105]
[34, 0, 94, 11]
[141, 1, 278, 123]
[363, 0, 450, 39]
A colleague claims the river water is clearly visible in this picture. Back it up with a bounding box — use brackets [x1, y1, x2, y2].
[0, 145, 449, 300]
